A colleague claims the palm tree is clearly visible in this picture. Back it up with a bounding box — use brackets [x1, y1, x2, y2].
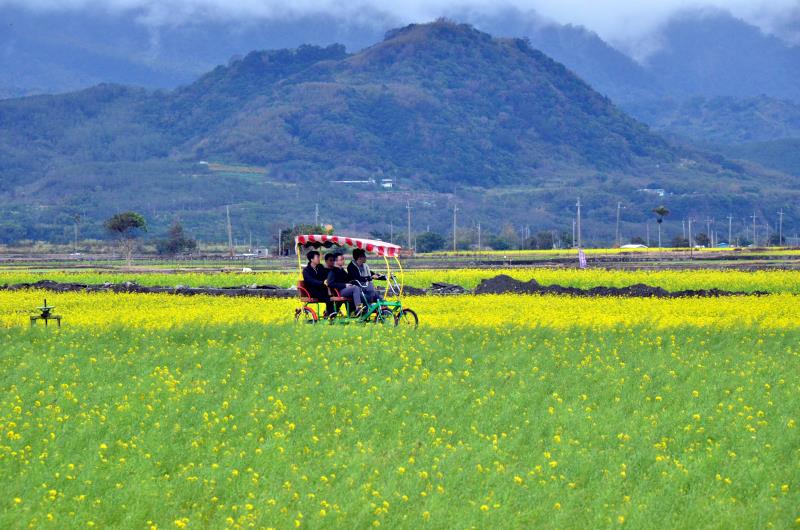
[652, 206, 670, 249]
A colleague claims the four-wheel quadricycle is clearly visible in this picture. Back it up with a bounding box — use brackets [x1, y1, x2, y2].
[294, 234, 418, 328]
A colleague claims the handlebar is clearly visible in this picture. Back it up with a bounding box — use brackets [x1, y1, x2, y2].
[351, 273, 398, 296]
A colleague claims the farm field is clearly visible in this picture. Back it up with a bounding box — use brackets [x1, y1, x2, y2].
[3, 267, 800, 293]
[423, 247, 800, 257]
[1, 284, 799, 528]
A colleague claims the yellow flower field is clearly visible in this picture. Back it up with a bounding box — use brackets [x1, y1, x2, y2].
[3, 267, 800, 292]
[1, 289, 798, 330]
[1, 285, 798, 528]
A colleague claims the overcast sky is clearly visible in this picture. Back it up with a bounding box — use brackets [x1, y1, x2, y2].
[2, 0, 799, 49]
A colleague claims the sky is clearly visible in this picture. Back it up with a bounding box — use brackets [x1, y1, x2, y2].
[2, 0, 799, 50]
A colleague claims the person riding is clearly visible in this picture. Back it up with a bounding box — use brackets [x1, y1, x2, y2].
[325, 252, 365, 316]
[323, 252, 338, 313]
[302, 250, 332, 315]
[347, 248, 384, 304]
[323, 251, 336, 271]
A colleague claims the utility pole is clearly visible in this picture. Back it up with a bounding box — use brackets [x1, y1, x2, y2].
[572, 218, 576, 248]
[727, 214, 733, 246]
[576, 197, 582, 249]
[657, 220, 662, 250]
[711, 219, 716, 247]
[226, 205, 234, 257]
[778, 209, 784, 246]
[682, 219, 686, 238]
[72, 213, 80, 253]
[314, 203, 319, 227]
[452, 203, 459, 252]
[389, 222, 393, 244]
[615, 201, 622, 247]
[743, 218, 749, 245]
[752, 212, 757, 247]
[477, 222, 482, 252]
[688, 218, 693, 259]
[705, 217, 712, 246]
[646, 221, 650, 247]
[406, 200, 412, 250]
[248, 230, 252, 251]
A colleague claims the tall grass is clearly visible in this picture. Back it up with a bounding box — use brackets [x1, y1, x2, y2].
[1, 323, 797, 528]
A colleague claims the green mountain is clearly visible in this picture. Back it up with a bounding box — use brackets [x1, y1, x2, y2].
[622, 96, 800, 178]
[0, 21, 797, 245]
[626, 96, 800, 145]
[717, 139, 800, 178]
[181, 22, 679, 189]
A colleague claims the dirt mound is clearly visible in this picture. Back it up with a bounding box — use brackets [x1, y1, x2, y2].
[426, 282, 466, 295]
[4, 280, 295, 298]
[474, 275, 539, 294]
[2, 277, 767, 299]
[474, 275, 766, 298]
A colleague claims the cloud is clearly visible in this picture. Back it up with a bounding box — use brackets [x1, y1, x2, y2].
[2, 0, 798, 48]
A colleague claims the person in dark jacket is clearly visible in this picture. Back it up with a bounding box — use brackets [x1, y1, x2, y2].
[302, 250, 332, 315]
[347, 248, 384, 303]
[325, 253, 365, 316]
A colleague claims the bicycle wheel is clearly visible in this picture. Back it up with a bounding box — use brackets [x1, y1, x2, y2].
[294, 306, 318, 324]
[372, 308, 395, 326]
[394, 308, 418, 328]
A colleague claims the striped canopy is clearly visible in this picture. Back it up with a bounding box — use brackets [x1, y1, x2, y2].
[295, 234, 402, 257]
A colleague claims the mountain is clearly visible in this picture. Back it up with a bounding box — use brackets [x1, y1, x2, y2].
[621, 96, 800, 177]
[717, 140, 800, 178]
[180, 22, 680, 188]
[0, 21, 797, 245]
[0, 21, 683, 189]
[625, 96, 800, 145]
[4, 6, 800, 106]
[446, 8, 659, 104]
[644, 10, 800, 102]
[0, 5, 386, 95]
[522, 23, 658, 103]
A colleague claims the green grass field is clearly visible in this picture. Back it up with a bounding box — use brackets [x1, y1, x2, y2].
[1, 320, 798, 528]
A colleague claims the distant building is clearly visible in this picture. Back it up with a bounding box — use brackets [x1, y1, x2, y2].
[330, 178, 395, 188]
[331, 179, 376, 185]
[637, 188, 666, 197]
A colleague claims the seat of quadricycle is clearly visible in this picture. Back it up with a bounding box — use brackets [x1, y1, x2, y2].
[328, 287, 352, 303]
[297, 281, 319, 303]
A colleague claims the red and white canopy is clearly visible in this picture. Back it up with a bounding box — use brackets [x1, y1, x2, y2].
[295, 234, 402, 257]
